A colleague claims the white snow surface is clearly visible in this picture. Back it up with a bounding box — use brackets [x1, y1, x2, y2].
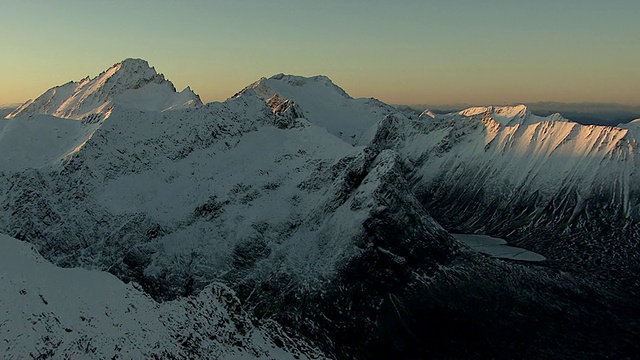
[618, 118, 640, 133]
[0, 233, 325, 359]
[452, 233, 546, 261]
[0, 115, 101, 171]
[6, 58, 201, 121]
[234, 73, 403, 145]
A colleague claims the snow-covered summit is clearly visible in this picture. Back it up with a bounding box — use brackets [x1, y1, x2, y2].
[6, 58, 202, 122]
[234, 73, 402, 145]
[242, 73, 352, 100]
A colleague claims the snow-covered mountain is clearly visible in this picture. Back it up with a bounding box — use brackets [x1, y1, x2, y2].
[1, 60, 639, 359]
[233, 73, 402, 144]
[618, 117, 640, 133]
[0, 59, 203, 172]
[6, 58, 201, 122]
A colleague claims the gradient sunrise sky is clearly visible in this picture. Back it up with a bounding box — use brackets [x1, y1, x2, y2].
[1, 0, 638, 106]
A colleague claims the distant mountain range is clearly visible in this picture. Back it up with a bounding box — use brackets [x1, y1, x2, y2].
[2, 59, 638, 359]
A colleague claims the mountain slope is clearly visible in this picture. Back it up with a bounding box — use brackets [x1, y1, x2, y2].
[0, 233, 325, 359]
[6, 58, 201, 122]
[0, 63, 466, 357]
[0, 59, 203, 172]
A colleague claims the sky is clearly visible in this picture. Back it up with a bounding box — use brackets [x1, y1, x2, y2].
[1, 0, 639, 106]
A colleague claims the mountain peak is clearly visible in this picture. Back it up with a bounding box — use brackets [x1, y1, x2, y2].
[98, 58, 167, 91]
[104, 58, 153, 73]
[111, 58, 164, 82]
[234, 73, 351, 101]
[266, 73, 351, 99]
[119, 57, 152, 67]
[7, 58, 201, 121]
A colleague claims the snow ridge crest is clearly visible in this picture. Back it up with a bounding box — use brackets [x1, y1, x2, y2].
[418, 104, 573, 127]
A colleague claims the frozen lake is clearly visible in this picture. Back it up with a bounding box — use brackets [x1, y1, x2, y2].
[452, 233, 546, 262]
